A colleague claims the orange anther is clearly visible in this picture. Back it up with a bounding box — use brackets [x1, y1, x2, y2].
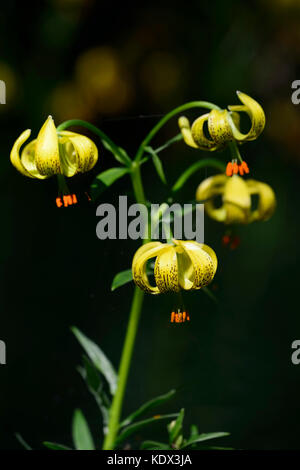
[226, 162, 233, 176]
[186, 314, 190, 321]
[222, 235, 230, 245]
[56, 197, 63, 208]
[233, 162, 238, 174]
[241, 161, 249, 173]
[171, 311, 175, 322]
[238, 164, 244, 176]
[63, 195, 73, 207]
[182, 312, 186, 322]
[72, 194, 78, 204]
[230, 236, 240, 250]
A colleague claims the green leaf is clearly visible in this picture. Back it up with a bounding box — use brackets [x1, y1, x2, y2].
[154, 133, 183, 154]
[90, 167, 129, 199]
[140, 440, 171, 450]
[121, 389, 176, 427]
[145, 146, 167, 184]
[172, 158, 226, 192]
[72, 409, 95, 450]
[43, 442, 72, 450]
[15, 433, 32, 450]
[111, 269, 133, 291]
[202, 286, 218, 304]
[181, 432, 230, 449]
[77, 356, 110, 433]
[101, 140, 132, 166]
[168, 408, 184, 444]
[111, 267, 153, 292]
[189, 424, 199, 439]
[71, 327, 118, 395]
[116, 413, 179, 446]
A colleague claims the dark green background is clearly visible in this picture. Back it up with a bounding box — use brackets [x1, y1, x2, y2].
[0, 0, 299, 449]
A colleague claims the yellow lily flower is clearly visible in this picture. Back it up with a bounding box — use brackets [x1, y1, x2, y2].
[178, 91, 265, 150]
[11, 115, 98, 179]
[10, 116, 98, 206]
[196, 174, 276, 224]
[132, 239, 217, 294]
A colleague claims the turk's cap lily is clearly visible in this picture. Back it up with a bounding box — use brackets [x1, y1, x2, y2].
[10, 116, 98, 179]
[178, 92, 265, 151]
[196, 174, 276, 224]
[132, 239, 217, 294]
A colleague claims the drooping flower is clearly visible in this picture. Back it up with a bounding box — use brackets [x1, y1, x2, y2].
[132, 240, 217, 294]
[178, 92, 265, 151]
[10, 116, 98, 206]
[196, 174, 276, 224]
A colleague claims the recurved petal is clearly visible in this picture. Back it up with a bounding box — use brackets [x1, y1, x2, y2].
[57, 135, 79, 177]
[175, 240, 216, 289]
[132, 242, 165, 294]
[35, 116, 61, 176]
[191, 114, 221, 150]
[20, 139, 48, 179]
[199, 243, 218, 277]
[247, 179, 276, 222]
[154, 246, 179, 293]
[227, 91, 266, 142]
[196, 174, 227, 222]
[207, 109, 233, 144]
[178, 116, 199, 148]
[60, 131, 98, 174]
[223, 175, 251, 224]
[10, 129, 36, 178]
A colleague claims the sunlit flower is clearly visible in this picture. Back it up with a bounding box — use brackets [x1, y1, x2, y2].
[10, 116, 98, 206]
[132, 240, 217, 294]
[178, 91, 265, 151]
[196, 174, 276, 224]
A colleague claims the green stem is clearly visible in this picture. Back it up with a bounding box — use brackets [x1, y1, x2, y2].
[228, 141, 243, 164]
[102, 286, 144, 450]
[57, 119, 132, 166]
[102, 161, 147, 450]
[135, 101, 221, 163]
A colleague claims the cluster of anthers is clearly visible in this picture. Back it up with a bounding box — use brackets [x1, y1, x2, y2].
[226, 160, 249, 177]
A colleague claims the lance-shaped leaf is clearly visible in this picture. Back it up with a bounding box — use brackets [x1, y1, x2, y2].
[43, 442, 72, 450]
[111, 269, 133, 291]
[72, 409, 95, 450]
[168, 408, 184, 444]
[120, 389, 176, 427]
[145, 146, 167, 184]
[111, 266, 154, 292]
[71, 327, 118, 395]
[172, 158, 226, 192]
[154, 133, 183, 153]
[116, 413, 179, 446]
[140, 440, 171, 450]
[90, 167, 129, 199]
[77, 356, 110, 434]
[181, 432, 230, 449]
[101, 139, 132, 166]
